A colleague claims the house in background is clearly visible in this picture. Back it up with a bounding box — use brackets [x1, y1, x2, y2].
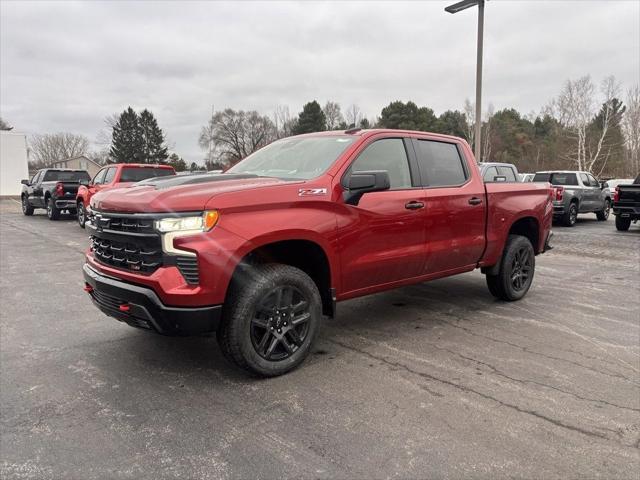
[52, 155, 102, 177]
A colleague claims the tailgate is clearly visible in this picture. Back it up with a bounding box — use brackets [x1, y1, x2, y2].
[617, 185, 640, 204]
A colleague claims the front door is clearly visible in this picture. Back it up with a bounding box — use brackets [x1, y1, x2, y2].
[338, 137, 426, 294]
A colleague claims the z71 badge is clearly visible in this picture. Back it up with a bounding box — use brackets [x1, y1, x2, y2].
[298, 188, 327, 197]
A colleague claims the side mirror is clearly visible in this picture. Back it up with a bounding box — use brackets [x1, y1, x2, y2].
[493, 175, 507, 182]
[343, 170, 390, 205]
[21, 179, 29, 185]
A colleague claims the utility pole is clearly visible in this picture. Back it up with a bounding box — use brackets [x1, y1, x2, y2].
[445, 0, 486, 161]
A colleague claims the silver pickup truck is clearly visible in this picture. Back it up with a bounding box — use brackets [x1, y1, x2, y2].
[533, 171, 611, 227]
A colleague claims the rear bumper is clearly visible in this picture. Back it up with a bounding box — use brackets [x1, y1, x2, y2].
[83, 263, 222, 336]
[613, 204, 640, 219]
[55, 199, 77, 209]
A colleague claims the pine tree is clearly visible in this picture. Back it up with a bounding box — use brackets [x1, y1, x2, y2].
[110, 107, 144, 163]
[139, 109, 168, 163]
[292, 101, 326, 135]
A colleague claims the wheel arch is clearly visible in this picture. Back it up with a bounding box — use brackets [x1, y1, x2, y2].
[228, 236, 336, 318]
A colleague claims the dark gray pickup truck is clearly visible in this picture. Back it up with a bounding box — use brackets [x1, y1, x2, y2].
[21, 168, 91, 220]
[533, 171, 611, 226]
[612, 174, 640, 231]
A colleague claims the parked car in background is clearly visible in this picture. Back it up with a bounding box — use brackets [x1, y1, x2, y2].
[83, 129, 553, 376]
[603, 178, 635, 193]
[612, 174, 640, 231]
[519, 173, 535, 182]
[76, 163, 175, 227]
[478, 162, 519, 183]
[21, 168, 91, 220]
[532, 171, 611, 226]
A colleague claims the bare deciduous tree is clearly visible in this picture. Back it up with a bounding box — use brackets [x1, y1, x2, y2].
[346, 104, 361, 128]
[622, 85, 640, 175]
[199, 108, 276, 166]
[29, 132, 90, 168]
[481, 103, 494, 162]
[323, 101, 344, 130]
[552, 75, 622, 173]
[463, 98, 475, 147]
[273, 105, 295, 139]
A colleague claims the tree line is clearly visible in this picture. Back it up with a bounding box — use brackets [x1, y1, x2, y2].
[200, 75, 638, 177]
[18, 73, 640, 178]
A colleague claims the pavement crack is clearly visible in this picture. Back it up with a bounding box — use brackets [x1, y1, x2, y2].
[329, 338, 635, 447]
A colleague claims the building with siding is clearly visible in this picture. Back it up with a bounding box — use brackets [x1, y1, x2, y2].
[52, 155, 102, 177]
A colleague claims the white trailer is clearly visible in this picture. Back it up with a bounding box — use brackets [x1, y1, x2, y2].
[0, 131, 30, 197]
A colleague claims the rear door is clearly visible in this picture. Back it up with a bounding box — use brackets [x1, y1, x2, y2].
[338, 137, 427, 293]
[29, 171, 44, 206]
[412, 138, 486, 274]
[579, 172, 597, 210]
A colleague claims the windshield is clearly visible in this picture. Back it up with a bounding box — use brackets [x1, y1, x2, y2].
[121, 167, 175, 182]
[533, 172, 578, 186]
[43, 170, 91, 182]
[227, 136, 356, 179]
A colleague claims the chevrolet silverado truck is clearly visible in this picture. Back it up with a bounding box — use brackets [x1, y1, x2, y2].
[76, 163, 175, 228]
[532, 170, 611, 226]
[612, 174, 640, 231]
[21, 168, 91, 220]
[83, 129, 553, 376]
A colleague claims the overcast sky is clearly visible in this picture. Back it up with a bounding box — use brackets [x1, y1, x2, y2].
[1, 0, 639, 162]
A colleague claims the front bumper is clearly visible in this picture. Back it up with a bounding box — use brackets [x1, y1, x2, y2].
[83, 263, 222, 336]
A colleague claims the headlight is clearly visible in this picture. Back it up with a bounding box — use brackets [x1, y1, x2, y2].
[155, 210, 219, 233]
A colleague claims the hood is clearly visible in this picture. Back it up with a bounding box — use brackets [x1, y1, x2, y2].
[91, 173, 295, 213]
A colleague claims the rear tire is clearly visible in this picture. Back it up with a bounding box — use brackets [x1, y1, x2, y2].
[77, 201, 86, 228]
[596, 200, 610, 221]
[21, 195, 34, 216]
[485, 234, 535, 301]
[615, 215, 631, 231]
[46, 197, 60, 220]
[217, 264, 321, 377]
[562, 202, 578, 227]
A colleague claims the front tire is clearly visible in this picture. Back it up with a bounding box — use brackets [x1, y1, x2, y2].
[217, 264, 321, 377]
[562, 202, 578, 227]
[615, 215, 631, 231]
[21, 195, 34, 216]
[596, 200, 610, 221]
[46, 197, 60, 220]
[486, 234, 535, 301]
[77, 201, 86, 228]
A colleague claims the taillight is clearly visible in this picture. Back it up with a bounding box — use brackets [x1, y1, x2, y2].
[55, 182, 64, 196]
[614, 186, 620, 203]
[555, 186, 563, 201]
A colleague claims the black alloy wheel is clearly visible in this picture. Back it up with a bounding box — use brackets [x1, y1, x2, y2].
[250, 285, 311, 361]
[510, 245, 532, 292]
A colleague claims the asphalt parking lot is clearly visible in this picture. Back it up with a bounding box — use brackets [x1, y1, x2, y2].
[1, 198, 639, 479]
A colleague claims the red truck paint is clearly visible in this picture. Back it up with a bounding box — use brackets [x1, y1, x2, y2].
[86, 130, 552, 309]
[87, 130, 553, 306]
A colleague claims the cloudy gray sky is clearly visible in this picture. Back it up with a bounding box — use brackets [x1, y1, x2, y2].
[1, 0, 639, 162]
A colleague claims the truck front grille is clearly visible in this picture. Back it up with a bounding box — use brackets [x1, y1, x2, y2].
[91, 235, 163, 274]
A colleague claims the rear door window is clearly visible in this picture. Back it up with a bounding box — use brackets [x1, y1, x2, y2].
[103, 167, 117, 184]
[497, 166, 517, 182]
[120, 167, 175, 182]
[414, 140, 467, 187]
[483, 166, 498, 182]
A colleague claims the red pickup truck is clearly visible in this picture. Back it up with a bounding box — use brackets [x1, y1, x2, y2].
[83, 129, 553, 376]
[76, 163, 175, 227]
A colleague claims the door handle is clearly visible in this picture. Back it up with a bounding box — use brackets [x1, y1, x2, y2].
[405, 201, 424, 210]
[468, 197, 483, 205]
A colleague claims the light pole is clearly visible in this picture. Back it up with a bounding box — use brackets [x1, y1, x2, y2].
[445, 0, 485, 161]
